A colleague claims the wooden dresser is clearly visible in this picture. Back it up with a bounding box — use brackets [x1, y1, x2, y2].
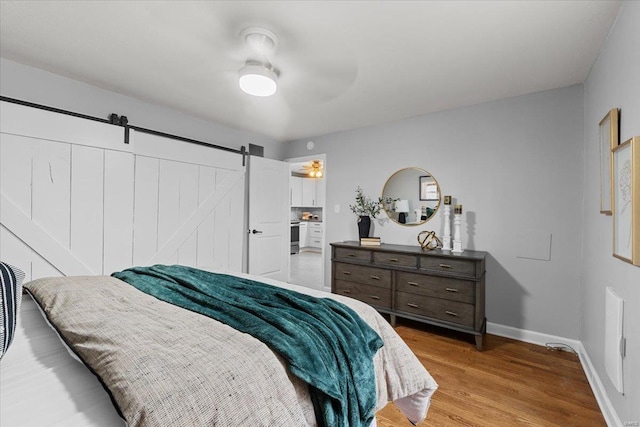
[331, 241, 487, 350]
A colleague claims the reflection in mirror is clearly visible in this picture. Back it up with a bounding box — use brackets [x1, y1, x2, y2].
[382, 167, 441, 226]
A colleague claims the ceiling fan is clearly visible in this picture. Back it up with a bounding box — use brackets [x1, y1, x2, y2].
[300, 160, 324, 178]
[236, 25, 357, 104]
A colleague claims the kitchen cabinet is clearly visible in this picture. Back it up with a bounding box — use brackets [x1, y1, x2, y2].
[291, 176, 303, 206]
[302, 178, 315, 207]
[309, 222, 323, 249]
[315, 179, 325, 207]
[299, 222, 309, 248]
[291, 177, 324, 208]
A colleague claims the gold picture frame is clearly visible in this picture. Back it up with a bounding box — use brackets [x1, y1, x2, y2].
[599, 108, 619, 214]
[612, 136, 639, 266]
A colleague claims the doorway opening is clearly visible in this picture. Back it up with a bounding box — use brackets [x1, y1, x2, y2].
[286, 154, 326, 290]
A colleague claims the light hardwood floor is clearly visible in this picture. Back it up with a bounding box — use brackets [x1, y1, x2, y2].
[376, 320, 606, 427]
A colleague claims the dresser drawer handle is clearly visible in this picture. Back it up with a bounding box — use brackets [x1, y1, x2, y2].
[445, 310, 458, 317]
[342, 271, 352, 276]
[407, 281, 419, 286]
[370, 295, 380, 300]
[439, 263, 452, 269]
[342, 289, 352, 294]
[407, 303, 419, 308]
[445, 287, 458, 293]
[370, 275, 380, 280]
[348, 254, 357, 258]
[388, 258, 399, 262]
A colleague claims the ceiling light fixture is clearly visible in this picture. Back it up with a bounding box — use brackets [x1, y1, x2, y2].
[239, 27, 280, 97]
[308, 160, 323, 178]
[239, 60, 279, 97]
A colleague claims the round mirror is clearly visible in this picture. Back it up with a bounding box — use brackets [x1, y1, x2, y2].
[382, 167, 441, 226]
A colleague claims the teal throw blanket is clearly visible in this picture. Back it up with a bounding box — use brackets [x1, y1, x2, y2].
[112, 265, 383, 427]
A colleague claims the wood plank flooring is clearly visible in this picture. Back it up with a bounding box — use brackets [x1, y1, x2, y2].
[376, 320, 606, 427]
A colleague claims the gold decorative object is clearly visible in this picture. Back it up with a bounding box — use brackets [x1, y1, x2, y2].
[417, 230, 442, 251]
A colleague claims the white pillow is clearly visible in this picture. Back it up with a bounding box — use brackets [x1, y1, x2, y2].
[1, 261, 25, 359]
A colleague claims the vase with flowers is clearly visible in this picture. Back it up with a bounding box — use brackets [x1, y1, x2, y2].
[349, 187, 384, 239]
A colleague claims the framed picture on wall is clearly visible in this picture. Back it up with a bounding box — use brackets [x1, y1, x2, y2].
[599, 108, 619, 214]
[612, 136, 639, 266]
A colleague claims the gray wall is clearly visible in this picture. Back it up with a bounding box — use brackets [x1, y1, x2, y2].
[0, 59, 285, 159]
[582, 1, 640, 423]
[284, 84, 585, 340]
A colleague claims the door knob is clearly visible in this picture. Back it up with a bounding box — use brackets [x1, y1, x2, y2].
[251, 229, 263, 234]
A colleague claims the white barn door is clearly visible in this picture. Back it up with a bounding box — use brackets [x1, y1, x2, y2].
[0, 101, 245, 281]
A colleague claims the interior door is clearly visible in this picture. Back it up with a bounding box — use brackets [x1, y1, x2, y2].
[248, 156, 290, 281]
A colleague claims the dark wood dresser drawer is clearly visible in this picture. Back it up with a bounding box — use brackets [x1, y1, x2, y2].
[396, 271, 474, 304]
[334, 280, 392, 309]
[334, 262, 391, 288]
[334, 247, 371, 262]
[331, 242, 487, 350]
[419, 256, 477, 277]
[395, 292, 474, 327]
[373, 252, 417, 268]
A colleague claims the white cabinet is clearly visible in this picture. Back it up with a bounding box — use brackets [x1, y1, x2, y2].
[302, 178, 315, 207]
[309, 222, 323, 249]
[291, 176, 303, 206]
[299, 222, 309, 248]
[315, 179, 325, 207]
[291, 177, 324, 208]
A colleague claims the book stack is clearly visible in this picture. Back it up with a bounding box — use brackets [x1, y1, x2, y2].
[360, 237, 381, 246]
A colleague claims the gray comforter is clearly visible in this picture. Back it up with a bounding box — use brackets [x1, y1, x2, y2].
[25, 273, 438, 427]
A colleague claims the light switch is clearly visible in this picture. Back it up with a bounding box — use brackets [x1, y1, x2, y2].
[334, 204, 340, 213]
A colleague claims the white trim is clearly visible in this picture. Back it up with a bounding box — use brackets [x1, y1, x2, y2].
[576, 342, 624, 427]
[487, 322, 622, 427]
[487, 322, 580, 348]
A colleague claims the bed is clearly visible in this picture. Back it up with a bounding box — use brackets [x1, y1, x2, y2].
[1, 266, 437, 427]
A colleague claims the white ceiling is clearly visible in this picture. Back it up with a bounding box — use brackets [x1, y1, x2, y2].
[0, 1, 621, 143]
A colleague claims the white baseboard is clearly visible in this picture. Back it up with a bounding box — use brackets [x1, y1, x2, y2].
[487, 322, 622, 427]
[487, 322, 581, 349]
[575, 342, 623, 427]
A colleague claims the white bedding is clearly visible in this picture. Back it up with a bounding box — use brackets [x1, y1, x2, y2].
[0, 294, 126, 427]
[1, 271, 437, 426]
